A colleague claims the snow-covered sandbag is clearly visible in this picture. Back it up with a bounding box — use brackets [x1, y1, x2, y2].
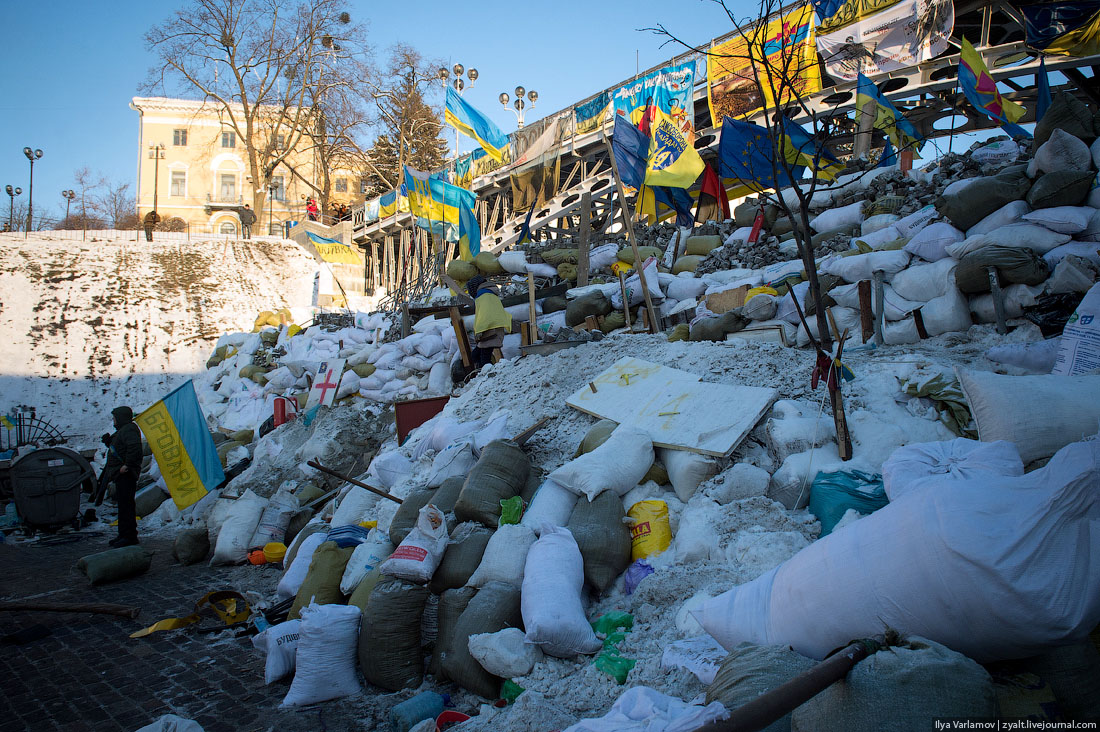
[248, 488, 298, 548]
[919, 287, 972, 336]
[969, 283, 1042, 322]
[412, 316, 447, 334]
[520, 479, 579, 535]
[659, 448, 719, 503]
[883, 316, 921, 344]
[695, 437, 1100, 662]
[468, 628, 541, 678]
[467, 524, 537, 588]
[380, 505, 449, 584]
[522, 525, 602, 658]
[367, 451, 413, 490]
[981, 223, 1072, 254]
[339, 531, 394, 595]
[1022, 206, 1094, 234]
[211, 490, 267, 565]
[957, 368, 1100, 462]
[830, 282, 920, 320]
[810, 201, 864, 233]
[548, 425, 654, 500]
[822, 250, 910, 283]
[425, 439, 477, 488]
[498, 250, 528, 274]
[881, 438, 1024, 501]
[336, 371, 361, 400]
[1029, 128, 1091, 177]
[331, 486, 375, 527]
[263, 366, 297, 391]
[890, 257, 957, 301]
[861, 213, 898, 236]
[1043, 241, 1100, 269]
[665, 275, 708, 301]
[252, 619, 300, 684]
[427, 362, 451, 394]
[281, 603, 361, 707]
[561, 686, 729, 732]
[986, 337, 1061, 373]
[411, 416, 483, 459]
[904, 222, 963, 262]
[743, 292, 777, 321]
[967, 200, 1031, 237]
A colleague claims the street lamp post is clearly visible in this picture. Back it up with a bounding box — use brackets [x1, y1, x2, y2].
[269, 184, 277, 237]
[62, 189, 75, 223]
[499, 86, 538, 129]
[22, 147, 43, 238]
[148, 143, 166, 220]
[439, 64, 478, 159]
[5, 185, 22, 232]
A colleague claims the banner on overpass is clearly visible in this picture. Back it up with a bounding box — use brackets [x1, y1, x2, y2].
[706, 4, 821, 127]
[575, 91, 611, 135]
[612, 60, 697, 139]
[816, 0, 953, 81]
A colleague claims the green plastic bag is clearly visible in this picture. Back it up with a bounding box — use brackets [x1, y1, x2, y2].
[808, 470, 887, 537]
[593, 649, 636, 684]
[590, 611, 636, 683]
[591, 611, 634, 636]
[501, 679, 525, 703]
[498, 496, 525, 526]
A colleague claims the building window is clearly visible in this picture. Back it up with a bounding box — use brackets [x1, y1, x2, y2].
[270, 175, 285, 201]
[219, 174, 236, 201]
[335, 177, 347, 193]
[273, 134, 285, 151]
[221, 131, 236, 148]
[170, 171, 186, 197]
[173, 129, 188, 146]
[219, 222, 237, 235]
[359, 179, 370, 194]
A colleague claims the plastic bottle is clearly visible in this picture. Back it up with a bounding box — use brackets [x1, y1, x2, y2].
[389, 691, 445, 732]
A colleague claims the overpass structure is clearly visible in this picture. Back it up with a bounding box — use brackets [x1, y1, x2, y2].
[346, 0, 1100, 308]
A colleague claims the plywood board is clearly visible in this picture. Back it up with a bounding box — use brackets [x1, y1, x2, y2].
[566, 357, 776, 457]
[706, 285, 750, 314]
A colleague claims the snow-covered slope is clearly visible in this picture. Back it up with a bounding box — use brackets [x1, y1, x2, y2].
[0, 232, 320, 443]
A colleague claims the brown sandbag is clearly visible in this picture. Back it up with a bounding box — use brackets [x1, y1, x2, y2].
[346, 566, 384, 613]
[388, 487, 436, 547]
[429, 523, 493, 594]
[1036, 91, 1095, 148]
[616, 246, 663, 262]
[565, 292, 613, 327]
[431, 586, 477, 680]
[667, 323, 690, 342]
[567, 490, 632, 595]
[433, 475, 467, 515]
[288, 541, 353, 620]
[955, 245, 1051, 294]
[935, 164, 1032, 232]
[690, 310, 748, 342]
[706, 643, 817, 731]
[601, 311, 626, 333]
[454, 440, 530, 527]
[173, 528, 210, 566]
[542, 296, 568, 314]
[441, 581, 522, 698]
[672, 255, 704, 275]
[358, 576, 430, 691]
[352, 363, 376, 378]
[684, 235, 723, 256]
[1026, 169, 1095, 209]
[542, 248, 579, 266]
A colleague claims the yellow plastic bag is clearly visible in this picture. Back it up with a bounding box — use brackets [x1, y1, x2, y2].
[627, 500, 672, 561]
[744, 286, 778, 304]
[611, 260, 633, 276]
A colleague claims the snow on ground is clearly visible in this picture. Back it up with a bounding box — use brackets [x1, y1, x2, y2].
[0, 232, 319, 443]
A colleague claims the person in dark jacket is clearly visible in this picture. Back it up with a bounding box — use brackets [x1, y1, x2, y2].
[240, 204, 256, 239]
[142, 210, 160, 242]
[106, 406, 144, 547]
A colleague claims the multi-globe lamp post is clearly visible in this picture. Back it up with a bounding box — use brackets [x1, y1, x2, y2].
[439, 63, 478, 158]
[5, 185, 22, 231]
[62, 189, 75, 223]
[22, 147, 43, 237]
[499, 86, 538, 129]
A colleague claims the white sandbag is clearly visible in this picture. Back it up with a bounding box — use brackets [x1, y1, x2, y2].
[425, 439, 478, 488]
[1080, 207, 1100, 242]
[210, 490, 267, 565]
[588, 243, 620, 272]
[982, 223, 1072, 254]
[412, 316, 447, 334]
[796, 307, 861, 348]
[367, 451, 413, 490]
[380, 505, 448, 584]
[468, 628, 542, 678]
[665, 275, 708, 301]
[522, 525, 602, 658]
[967, 200, 1031, 237]
[969, 283, 1042, 322]
[890, 257, 958, 301]
[498, 250, 529, 274]
[339, 531, 394, 594]
[520, 479, 579, 535]
[944, 234, 995, 259]
[1043, 241, 1100, 268]
[561, 686, 729, 732]
[894, 205, 938, 238]
[919, 287, 972, 336]
[402, 354, 439, 372]
[971, 139, 1019, 165]
[724, 226, 754, 245]
[526, 262, 559, 278]
[248, 488, 299, 548]
[743, 293, 777, 321]
[1029, 128, 1091, 176]
[881, 438, 1024, 501]
[985, 337, 1061, 374]
[471, 411, 512, 454]
[277, 530, 328, 600]
[695, 437, 1100, 662]
[659, 448, 719, 503]
[611, 258, 664, 309]
[1022, 206, 1094, 234]
[1048, 255, 1098, 294]
[135, 715, 205, 732]
[852, 224, 901, 251]
[411, 416, 483, 459]
[427, 362, 451, 395]
[775, 281, 811, 324]
[883, 316, 921, 344]
[281, 603, 361, 707]
[252, 619, 301, 684]
[810, 201, 864, 233]
[336, 371, 361, 400]
[548, 425, 654, 500]
[414, 334, 443, 358]
[467, 524, 537, 588]
[861, 213, 898, 236]
[263, 366, 297, 391]
[904, 222, 963, 262]
[830, 283, 921, 320]
[822, 250, 910, 283]
[331, 486, 376, 527]
[957, 367, 1100, 462]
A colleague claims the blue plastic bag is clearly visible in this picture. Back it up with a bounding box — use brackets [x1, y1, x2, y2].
[808, 470, 887, 537]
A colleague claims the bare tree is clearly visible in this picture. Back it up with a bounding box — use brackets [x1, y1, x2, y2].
[98, 180, 139, 229]
[144, 0, 370, 220]
[72, 167, 107, 230]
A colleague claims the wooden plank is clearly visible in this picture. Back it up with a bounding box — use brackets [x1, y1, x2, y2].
[618, 271, 633, 330]
[577, 192, 591, 288]
[705, 285, 750, 314]
[449, 306, 473, 368]
[527, 272, 538, 343]
[565, 357, 776, 457]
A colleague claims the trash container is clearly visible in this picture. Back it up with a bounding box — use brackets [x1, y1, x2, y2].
[10, 447, 94, 529]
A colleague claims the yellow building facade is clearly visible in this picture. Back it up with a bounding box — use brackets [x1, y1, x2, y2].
[130, 97, 361, 236]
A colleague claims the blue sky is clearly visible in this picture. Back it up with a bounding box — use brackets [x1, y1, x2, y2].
[0, 0, 739, 220]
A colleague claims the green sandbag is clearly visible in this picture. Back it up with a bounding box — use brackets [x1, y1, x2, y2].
[135, 485, 168, 517]
[558, 263, 579, 281]
[568, 491, 632, 595]
[77, 546, 152, 585]
[565, 292, 612, 327]
[352, 363, 376, 378]
[230, 429, 254, 445]
[431, 586, 477, 680]
[955, 245, 1051, 294]
[1036, 91, 1094, 148]
[542, 296, 568, 313]
[616, 246, 663, 262]
[283, 508, 313, 547]
[429, 523, 493, 594]
[1026, 170, 1095, 209]
[442, 581, 522, 698]
[173, 528, 210, 565]
[295, 482, 325, 506]
[454, 440, 530, 527]
[690, 311, 748, 342]
[601, 311, 626, 333]
[249, 372, 268, 386]
[667, 323, 690, 342]
[434, 475, 467, 515]
[707, 643, 816, 731]
[542, 248, 580, 266]
[239, 365, 262, 379]
[358, 577, 430, 691]
[346, 566, 384, 613]
[284, 522, 328, 569]
[259, 330, 278, 346]
[216, 441, 244, 467]
[448, 259, 479, 282]
[288, 541, 353, 620]
[935, 165, 1032, 231]
[684, 236, 722, 256]
[672, 255, 704, 274]
[473, 252, 505, 275]
[388, 487, 436, 547]
[734, 200, 759, 228]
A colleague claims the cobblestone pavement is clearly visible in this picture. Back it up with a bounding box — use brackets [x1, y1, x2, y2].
[0, 529, 404, 732]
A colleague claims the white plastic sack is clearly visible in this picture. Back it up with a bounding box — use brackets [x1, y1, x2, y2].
[796, 307, 861, 348]
[466, 524, 537, 588]
[522, 525, 602, 658]
[611, 258, 664, 309]
[1022, 206, 1094, 234]
[893, 205, 938, 238]
[277, 531, 329, 600]
[427, 362, 451, 394]
[339, 530, 394, 594]
[367, 451, 413, 490]
[881, 438, 1024, 501]
[411, 416, 484, 459]
[743, 293, 777, 321]
[588, 243, 620, 272]
[967, 200, 1031, 237]
[414, 334, 444, 358]
[336, 371, 361, 400]
[890, 257, 958, 301]
[775, 281, 811, 324]
[810, 201, 864, 233]
[830, 282, 921, 320]
[919, 287, 972, 336]
[665, 275, 708, 302]
[696, 438, 1100, 662]
[1048, 255, 1098, 294]
[468, 628, 542, 678]
[331, 486, 376, 527]
[822, 250, 910, 283]
[520, 479, 580, 535]
[248, 488, 299, 548]
[861, 213, 899, 236]
[971, 139, 1019, 165]
[1043, 241, 1100, 269]
[944, 234, 995, 259]
[884, 316, 921, 344]
[281, 603, 361, 707]
[425, 439, 478, 488]
[981, 223, 1072, 254]
[969, 284, 1042, 322]
[724, 226, 754, 246]
[379, 504, 449, 583]
[660, 448, 719, 503]
[211, 490, 268, 565]
[852, 224, 901, 251]
[548, 425, 654, 500]
[1080, 208, 1100, 242]
[904, 222, 963, 262]
[526, 262, 559, 278]
[135, 716, 205, 732]
[498, 250, 529, 274]
[985, 338, 1061, 374]
[252, 619, 301, 684]
[560, 686, 729, 732]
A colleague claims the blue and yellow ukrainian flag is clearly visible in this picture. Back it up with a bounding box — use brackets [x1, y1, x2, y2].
[779, 118, 844, 181]
[445, 87, 510, 163]
[404, 166, 478, 244]
[379, 184, 409, 218]
[856, 74, 924, 152]
[135, 381, 224, 510]
[1021, 1, 1100, 57]
[644, 110, 705, 189]
[458, 198, 480, 260]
